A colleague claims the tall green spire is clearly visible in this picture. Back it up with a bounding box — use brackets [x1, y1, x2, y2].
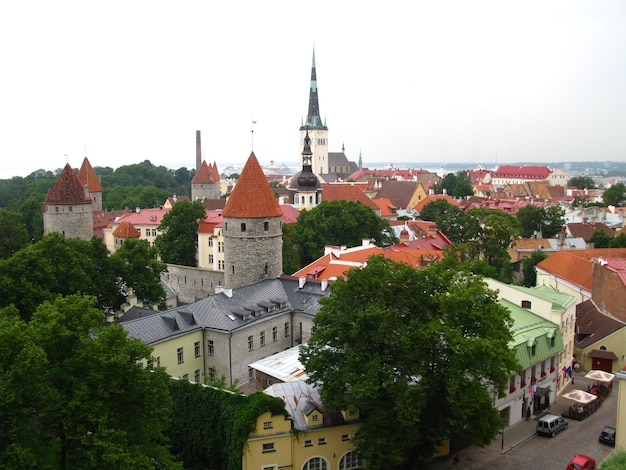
[301, 47, 327, 130]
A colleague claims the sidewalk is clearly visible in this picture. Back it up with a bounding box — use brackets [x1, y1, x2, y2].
[426, 370, 596, 468]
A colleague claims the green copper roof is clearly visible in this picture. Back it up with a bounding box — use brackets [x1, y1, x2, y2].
[500, 299, 564, 369]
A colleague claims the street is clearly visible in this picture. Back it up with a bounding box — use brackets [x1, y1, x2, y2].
[426, 370, 618, 469]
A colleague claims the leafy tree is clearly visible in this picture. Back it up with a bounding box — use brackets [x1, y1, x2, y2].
[452, 178, 474, 198]
[464, 207, 520, 282]
[0, 296, 180, 469]
[589, 230, 611, 249]
[568, 176, 596, 190]
[16, 197, 44, 243]
[419, 198, 456, 222]
[111, 238, 167, 305]
[521, 250, 549, 287]
[516, 205, 545, 238]
[603, 183, 626, 206]
[609, 232, 626, 248]
[155, 200, 206, 266]
[300, 256, 518, 469]
[292, 200, 398, 267]
[600, 451, 626, 469]
[281, 223, 301, 275]
[0, 209, 29, 258]
[542, 205, 566, 239]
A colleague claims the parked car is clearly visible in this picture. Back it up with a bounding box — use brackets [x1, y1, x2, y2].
[566, 454, 595, 470]
[536, 413, 568, 437]
[598, 425, 616, 447]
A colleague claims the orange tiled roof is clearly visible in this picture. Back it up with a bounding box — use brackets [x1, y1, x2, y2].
[536, 248, 626, 291]
[222, 153, 283, 218]
[322, 184, 379, 212]
[112, 221, 140, 238]
[45, 163, 92, 205]
[191, 160, 215, 184]
[371, 198, 397, 217]
[77, 157, 103, 192]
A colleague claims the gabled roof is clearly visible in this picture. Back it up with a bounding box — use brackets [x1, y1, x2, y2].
[265, 380, 324, 431]
[321, 184, 379, 212]
[567, 222, 615, 241]
[44, 163, 92, 205]
[375, 180, 420, 209]
[112, 221, 140, 238]
[371, 198, 397, 217]
[493, 165, 552, 180]
[536, 248, 626, 292]
[222, 153, 283, 218]
[575, 299, 626, 349]
[111, 207, 170, 227]
[280, 204, 300, 225]
[249, 345, 307, 383]
[77, 157, 103, 192]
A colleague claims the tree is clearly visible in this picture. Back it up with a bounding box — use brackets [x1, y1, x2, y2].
[609, 232, 626, 248]
[589, 230, 611, 249]
[300, 256, 518, 469]
[292, 200, 398, 266]
[155, 200, 206, 266]
[542, 205, 566, 239]
[111, 238, 167, 305]
[516, 205, 545, 238]
[16, 197, 44, 243]
[603, 183, 626, 207]
[521, 250, 549, 287]
[0, 209, 29, 258]
[281, 223, 301, 275]
[568, 176, 596, 190]
[419, 198, 457, 222]
[452, 171, 474, 198]
[0, 296, 180, 469]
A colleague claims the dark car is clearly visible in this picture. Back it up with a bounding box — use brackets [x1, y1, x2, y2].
[566, 454, 595, 470]
[599, 425, 616, 447]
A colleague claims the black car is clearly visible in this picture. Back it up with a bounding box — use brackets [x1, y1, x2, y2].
[599, 425, 616, 447]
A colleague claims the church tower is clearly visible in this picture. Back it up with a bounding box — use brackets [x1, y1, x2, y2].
[288, 130, 322, 209]
[222, 152, 283, 289]
[299, 47, 329, 176]
[43, 163, 94, 241]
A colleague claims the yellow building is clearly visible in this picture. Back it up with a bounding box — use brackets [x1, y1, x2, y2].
[242, 381, 362, 470]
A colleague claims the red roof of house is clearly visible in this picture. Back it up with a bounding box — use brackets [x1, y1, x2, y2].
[77, 157, 103, 192]
[371, 198, 397, 217]
[492, 165, 552, 179]
[321, 184, 380, 212]
[45, 163, 92, 205]
[191, 160, 216, 184]
[222, 153, 283, 218]
[112, 221, 140, 238]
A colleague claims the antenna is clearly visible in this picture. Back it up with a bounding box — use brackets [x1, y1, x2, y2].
[251, 114, 257, 151]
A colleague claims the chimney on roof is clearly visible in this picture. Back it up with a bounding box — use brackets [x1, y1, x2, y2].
[321, 279, 328, 291]
[299, 277, 306, 289]
[196, 130, 201, 172]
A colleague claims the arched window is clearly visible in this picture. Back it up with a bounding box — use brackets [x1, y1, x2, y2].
[302, 457, 328, 470]
[339, 450, 362, 469]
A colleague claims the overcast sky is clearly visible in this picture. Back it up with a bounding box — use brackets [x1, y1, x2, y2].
[1, 1, 625, 179]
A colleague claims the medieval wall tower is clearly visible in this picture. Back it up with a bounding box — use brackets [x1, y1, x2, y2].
[77, 157, 103, 211]
[43, 163, 94, 241]
[191, 160, 221, 200]
[299, 47, 329, 177]
[222, 152, 283, 290]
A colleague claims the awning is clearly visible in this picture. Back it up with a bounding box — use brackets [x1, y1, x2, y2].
[562, 390, 598, 404]
[588, 349, 619, 361]
[584, 370, 615, 382]
[534, 387, 550, 398]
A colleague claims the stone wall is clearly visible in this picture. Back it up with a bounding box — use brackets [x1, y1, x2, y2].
[163, 264, 224, 304]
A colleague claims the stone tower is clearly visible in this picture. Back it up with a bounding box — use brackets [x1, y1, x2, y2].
[77, 157, 103, 211]
[191, 160, 221, 200]
[43, 163, 94, 240]
[222, 152, 283, 289]
[299, 47, 329, 177]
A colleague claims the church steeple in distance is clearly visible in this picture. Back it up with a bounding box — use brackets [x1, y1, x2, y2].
[297, 130, 318, 188]
[301, 47, 327, 131]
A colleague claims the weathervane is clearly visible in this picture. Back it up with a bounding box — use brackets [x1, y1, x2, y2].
[251, 114, 257, 151]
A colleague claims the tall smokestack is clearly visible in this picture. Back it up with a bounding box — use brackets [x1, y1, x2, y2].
[196, 130, 201, 171]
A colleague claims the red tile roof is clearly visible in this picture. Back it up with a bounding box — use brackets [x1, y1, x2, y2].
[45, 163, 92, 205]
[321, 184, 380, 212]
[222, 153, 283, 218]
[112, 221, 140, 238]
[493, 165, 552, 179]
[77, 157, 103, 192]
[191, 160, 215, 184]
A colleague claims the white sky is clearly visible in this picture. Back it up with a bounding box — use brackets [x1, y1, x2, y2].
[1, 1, 626, 179]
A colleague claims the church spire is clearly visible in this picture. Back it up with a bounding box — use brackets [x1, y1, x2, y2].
[301, 47, 327, 130]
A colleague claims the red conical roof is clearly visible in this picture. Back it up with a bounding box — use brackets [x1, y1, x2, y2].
[77, 157, 103, 192]
[222, 152, 282, 218]
[44, 163, 92, 205]
[191, 160, 214, 184]
[112, 221, 140, 238]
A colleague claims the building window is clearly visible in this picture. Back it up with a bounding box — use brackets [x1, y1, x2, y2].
[145, 228, 150, 237]
[241, 223, 246, 232]
[146, 359, 153, 369]
[208, 369, 216, 381]
[156, 356, 160, 367]
[208, 254, 214, 264]
[264, 221, 269, 231]
[311, 414, 319, 422]
[284, 322, 289, 337]
[531, 344, 536, 356]
[260, 331, 265, 347]
[194, 369, 200, 383]
[218, 260, 224, 270]
[341, 434, 350, 441]
[152, 229, 157, 237]
[263, 421, 273, 429]
[521, 300, 531, 309]
[194, 341, 200, 357]
[339, 451, 362, 470]
[304, 440, 313, 447]
[550, 336, 556, 348]
[177, 347, 184, 364]
[262, 466, 278, 470]
[303, 457, 328, 470]
[218, 242, 224, 252]
[264, 263, 269, 275]
[208, 238, 214, 247]
[207, 340, 214, 356]
[182, 374, 189, 381]
[261, 443, 275, 453]
[248, 336, 253, 351]
[248, 367, 254, 380]
[318, 438, 326, 445]
[272, 326, 278, 342]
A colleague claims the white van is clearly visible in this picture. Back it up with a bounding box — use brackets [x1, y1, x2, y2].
[536, 414, 568, 437]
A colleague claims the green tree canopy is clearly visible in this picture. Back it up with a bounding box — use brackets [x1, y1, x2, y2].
[300, 256, 518, 469]
[516, 205, 545, 238]
[589, 230, 611, 249]
[291, 200, 398, 267]
[155, 200, 206, 267]
[609, 232, 626, 248]
[0, 208, 29, 258]
[0, 296, 180, 469]
[603, 183, 626, 207]
[568, 176, 597, 190]
[521, 250, 549, 287]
